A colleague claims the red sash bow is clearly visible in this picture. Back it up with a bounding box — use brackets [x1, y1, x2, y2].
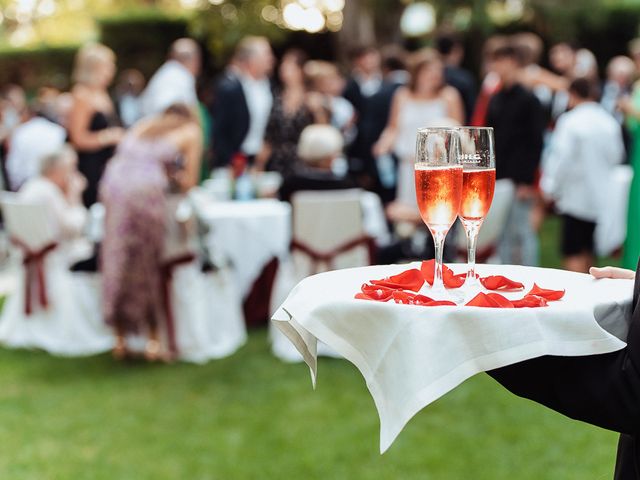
[11, 237, 57, 316]
[291, 235, 376, 275]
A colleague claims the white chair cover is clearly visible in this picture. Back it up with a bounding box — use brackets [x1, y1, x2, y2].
[595, 164, 633, 257]
[171, 263, 247, 363]
[360, 191, 392, 247]
[271, 189, 376, 362]
[160, 194, 247, 362]
[453, 179, 516, 263]
[0, 193, 113, 356]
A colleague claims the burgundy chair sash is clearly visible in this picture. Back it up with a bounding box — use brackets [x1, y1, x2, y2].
[160, 253, 196, 356]
[10, 237, 57, 316]
[291, 235, 377, 275]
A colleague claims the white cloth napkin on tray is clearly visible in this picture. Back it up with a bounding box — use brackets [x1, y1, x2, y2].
[271, 263, 633, 453]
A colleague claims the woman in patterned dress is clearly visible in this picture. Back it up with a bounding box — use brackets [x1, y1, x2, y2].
[100, 104, 202, 361]
[256, 49, 324, 177]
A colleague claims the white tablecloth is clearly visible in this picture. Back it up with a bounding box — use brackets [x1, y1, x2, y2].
[192, 193, 291, 298]
[272, 263, 633, 453]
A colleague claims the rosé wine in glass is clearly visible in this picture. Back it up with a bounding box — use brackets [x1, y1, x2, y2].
[456, 127, 496, 295]
[414, 128, 463, 297]
[460, 168, 496, 222]
[415, 164, 463, 232]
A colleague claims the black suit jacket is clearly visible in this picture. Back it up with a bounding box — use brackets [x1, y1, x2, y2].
[343, 78, 402, 180]
[444, 65, 477, 124]
[486, 83, 545, 186]
[488, 261, 640, 479]
[211, 71, 250, 167]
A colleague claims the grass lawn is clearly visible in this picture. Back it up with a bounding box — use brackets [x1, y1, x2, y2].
[0, 216, 624, 479]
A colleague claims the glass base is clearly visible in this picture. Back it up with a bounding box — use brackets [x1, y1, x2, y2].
[421, 281, 451, 302]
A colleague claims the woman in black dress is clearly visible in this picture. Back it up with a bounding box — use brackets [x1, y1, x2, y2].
[256, 49, 325, 178]
[68, 43, 124, 207]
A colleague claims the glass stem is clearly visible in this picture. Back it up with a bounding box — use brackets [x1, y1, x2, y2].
[433, 229, 447, 290]
[464, 220, 482, 282]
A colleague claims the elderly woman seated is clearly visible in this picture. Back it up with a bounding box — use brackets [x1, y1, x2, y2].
[18, 144, 88, 242]
[278, 124, 355, 203]
[0, 145, 113, 356]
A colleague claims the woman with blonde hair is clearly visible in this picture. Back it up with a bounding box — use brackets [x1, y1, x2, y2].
[69, 43, 124, 207]
[100, 103, 202, 361]
[374, 48, 464, 205]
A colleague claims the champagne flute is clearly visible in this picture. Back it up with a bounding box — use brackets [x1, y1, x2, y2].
[456, 127, 496, 293]
[414, 128, 463, 296]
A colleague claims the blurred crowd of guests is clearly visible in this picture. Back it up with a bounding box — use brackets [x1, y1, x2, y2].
[0, 30, 639, 358]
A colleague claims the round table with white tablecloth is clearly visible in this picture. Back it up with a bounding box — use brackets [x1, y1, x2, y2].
[189, 191, 292, 325]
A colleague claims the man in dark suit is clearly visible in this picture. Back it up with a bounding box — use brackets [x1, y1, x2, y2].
[488, 264, 640, 479]
[436, 32, 477, 124]
[343, 45, 404, 202]
[211, 36, 274, 168]
[486, 44, 544, 266]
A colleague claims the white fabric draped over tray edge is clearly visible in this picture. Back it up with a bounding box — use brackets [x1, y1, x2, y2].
[271, 263, 633, 453]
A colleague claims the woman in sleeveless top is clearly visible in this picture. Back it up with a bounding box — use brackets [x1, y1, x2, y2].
[68, 43, 124, 208]
[100, 105, 202, 361]
[374, 48, 464, 205]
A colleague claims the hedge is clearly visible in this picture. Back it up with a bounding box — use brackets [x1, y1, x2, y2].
[0, 11, 189, 93]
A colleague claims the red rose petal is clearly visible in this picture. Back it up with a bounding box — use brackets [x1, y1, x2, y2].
[371, 268, 425, 292]
[466, 292, 499, 307]
[480, 275, 525, 291]
[445, 271, 466, 288]
[421, 259, 466, 288]
[391, 290, 455, 307]
[424, 300, 457, 307]
[355, 284, 395, 302]
[465, 292, 514, 308]
[413, 294, 436, 305]
[512, 295, 548, 308]
[421, 260, 436, 285]
[528, 283, 565, 301]
[391, 290, 415, 304]
[487, 293, 515, 308]
[354, 293, 373, 300]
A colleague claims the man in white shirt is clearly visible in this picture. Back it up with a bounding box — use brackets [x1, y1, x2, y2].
[542, 77, 625, 273]
[19, 145, 87, 242]
[6, 111, 66, 191]
[140, 38, 201, 117]
[212, 36, 274, 167]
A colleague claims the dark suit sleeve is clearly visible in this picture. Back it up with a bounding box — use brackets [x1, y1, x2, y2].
[461, 78, 477, 125]
[488, 270, 640, 437]
[514, 95, 544, 185]
[343, 79, 363, 115]
[212, 78, 239, 167]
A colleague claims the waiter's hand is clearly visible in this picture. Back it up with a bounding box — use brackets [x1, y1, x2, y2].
[590, 266, 636, 280]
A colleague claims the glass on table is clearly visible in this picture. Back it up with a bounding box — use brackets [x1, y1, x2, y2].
[456, 126, 496, 295]
[414, 127, 463, 297]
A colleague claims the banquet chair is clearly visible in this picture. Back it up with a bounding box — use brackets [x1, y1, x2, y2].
[0, 193, 113, 356]
[159, 194, 247, 363]
[453, 179, 516, 264]
[271, 189, 376, 362]
[290, 189, 376, 273]
[595, 164, 633, 257]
